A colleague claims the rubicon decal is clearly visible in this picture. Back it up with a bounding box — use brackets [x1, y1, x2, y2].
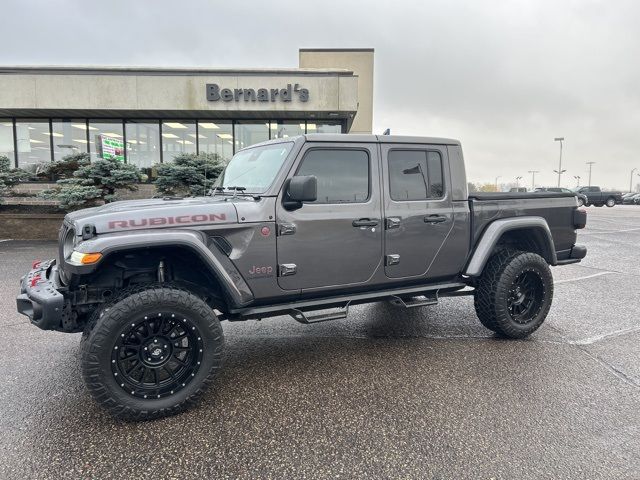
[108, 213, 227, 230]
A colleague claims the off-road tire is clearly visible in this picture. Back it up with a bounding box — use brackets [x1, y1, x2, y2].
[81, 286, 224, 421]
[474, 249, 553, 338]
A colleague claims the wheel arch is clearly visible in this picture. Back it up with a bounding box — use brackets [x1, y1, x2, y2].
[464, 217, 557, 277]
[72, 229, 254, 311]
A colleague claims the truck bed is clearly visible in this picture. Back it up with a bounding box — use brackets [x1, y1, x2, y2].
[468, 191, 579, 259]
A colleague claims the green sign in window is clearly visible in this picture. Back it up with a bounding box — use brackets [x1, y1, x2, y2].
[97, 135, 124, 162]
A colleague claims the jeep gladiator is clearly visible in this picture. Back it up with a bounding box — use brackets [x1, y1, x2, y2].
[16, 134, 587, 420]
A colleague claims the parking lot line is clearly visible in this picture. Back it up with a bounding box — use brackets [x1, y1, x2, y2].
[554, 271, 614, 284]
[579, 227, 640, 235]
[568, 325, 640, 346]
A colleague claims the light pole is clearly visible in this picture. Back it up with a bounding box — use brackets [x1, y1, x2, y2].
[495, 176, 501, 191]
[528, 170, 539, 190]
[515, 176, 523, 189]
[631, 168, 638, 193]
[554, 137, 566, 187]
[586, 162, 596, 186]
[573, 175, 581, 188]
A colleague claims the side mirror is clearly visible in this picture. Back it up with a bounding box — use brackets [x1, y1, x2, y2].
[283, 175, 317, 209]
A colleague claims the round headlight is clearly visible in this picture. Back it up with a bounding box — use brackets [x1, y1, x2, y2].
[62, 227, 76, 260]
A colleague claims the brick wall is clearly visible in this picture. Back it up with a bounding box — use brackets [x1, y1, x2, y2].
[0, 213, 65, 240]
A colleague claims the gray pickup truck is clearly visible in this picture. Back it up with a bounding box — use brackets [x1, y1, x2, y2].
[575, 186, 623, 207]
[16, 134, 587, 420]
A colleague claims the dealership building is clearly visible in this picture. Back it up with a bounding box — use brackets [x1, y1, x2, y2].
[0, 48, 373, 172]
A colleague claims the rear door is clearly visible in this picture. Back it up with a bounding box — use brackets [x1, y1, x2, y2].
[275, 142, 383, 290]
[381, 144, 455, 279]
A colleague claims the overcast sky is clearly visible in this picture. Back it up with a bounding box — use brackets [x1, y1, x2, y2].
[3, 0, 639, 189]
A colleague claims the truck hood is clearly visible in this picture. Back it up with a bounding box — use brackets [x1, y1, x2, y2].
[66, 197, 243, 234]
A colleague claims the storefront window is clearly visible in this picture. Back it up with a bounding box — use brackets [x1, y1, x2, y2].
[272, 121, 304, 139]
[306, 122, 343, 134]
[126, 121, 160, 170]
[235, 121, 270, 151]
[88, 120, 124, 161]
[162, 121, 196, 161]
[197, 122, 233, 163]
[0, 119, 14, 166]
[15, 119, 51, 172]
[52, 119, 88, 160]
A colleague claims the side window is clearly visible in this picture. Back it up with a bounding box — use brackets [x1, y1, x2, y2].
[388, 150, 444, 201]
[296, 149, 369, 203]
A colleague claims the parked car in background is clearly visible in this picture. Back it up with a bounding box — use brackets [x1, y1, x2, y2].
[575, 186, 623, 207]
[509, 187, 528, 192]
[622, 193, 640, 205]
[535, 187, 588, 206]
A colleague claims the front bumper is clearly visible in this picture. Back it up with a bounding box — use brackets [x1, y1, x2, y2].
[16, 259, 65, 330]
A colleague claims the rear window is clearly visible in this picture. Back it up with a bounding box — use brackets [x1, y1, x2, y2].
[388, 150, 444, 201]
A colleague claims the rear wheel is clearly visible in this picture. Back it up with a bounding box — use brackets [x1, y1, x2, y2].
[81, 286, 224, 421]
[474, 250, 553, 338]
[605, 197, 616, 207]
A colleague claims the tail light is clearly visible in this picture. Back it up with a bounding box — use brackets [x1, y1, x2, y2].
[573, 209, 587, 229]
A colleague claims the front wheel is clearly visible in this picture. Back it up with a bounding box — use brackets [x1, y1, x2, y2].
[474, 250, 553, 338]
[577, 197, 585, 207]
[81, 286, 224, 421]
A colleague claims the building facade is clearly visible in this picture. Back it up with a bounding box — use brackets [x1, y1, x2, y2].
[0, 48, 373, 173]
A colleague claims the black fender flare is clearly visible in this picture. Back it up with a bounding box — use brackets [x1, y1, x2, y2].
[70, 229, 254, 308]
[464, 216, 557, 277]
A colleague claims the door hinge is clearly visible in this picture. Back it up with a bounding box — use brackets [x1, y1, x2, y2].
[278, 223, 296, 236]
[385, 254, 400, 266]
[278, 263, 297, 276]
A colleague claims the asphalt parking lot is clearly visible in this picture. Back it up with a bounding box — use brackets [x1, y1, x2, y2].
[0, 206, 638, 479]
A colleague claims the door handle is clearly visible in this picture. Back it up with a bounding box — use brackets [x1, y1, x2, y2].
[424, 215, 447, 224]
[352, 218, 379, 227]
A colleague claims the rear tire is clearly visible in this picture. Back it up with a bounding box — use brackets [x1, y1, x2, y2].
[474, 250, 553, 339]
[605, 197, 616, 207]
[81, 286, 224, 421]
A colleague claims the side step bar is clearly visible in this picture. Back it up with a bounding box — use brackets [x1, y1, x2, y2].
[290, 302, 351, 324]
[389, 293, 438, 308]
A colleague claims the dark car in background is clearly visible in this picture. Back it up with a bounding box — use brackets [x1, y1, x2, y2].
[535, 187, 588, 206]
[575, 186, 623, 207]
[622, 193, 640, 205]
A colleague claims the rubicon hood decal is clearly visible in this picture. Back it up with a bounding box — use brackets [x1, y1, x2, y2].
[66, 199, 239, 233]
[108, 213, 229, 230]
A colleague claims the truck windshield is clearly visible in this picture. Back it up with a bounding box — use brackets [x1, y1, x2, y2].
[215, 142, 293, 194]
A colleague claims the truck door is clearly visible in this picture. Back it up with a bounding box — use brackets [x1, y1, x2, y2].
[382, 144, 455, 279]
[276, 143, 383, 291]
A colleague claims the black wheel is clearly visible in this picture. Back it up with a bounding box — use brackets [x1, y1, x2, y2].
[474, 250, 553, 338]
[605, 197, 616, 207]
[81, 286, 224, 421]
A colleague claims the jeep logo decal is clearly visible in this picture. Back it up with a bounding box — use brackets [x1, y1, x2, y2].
[108, 213, 227, 230]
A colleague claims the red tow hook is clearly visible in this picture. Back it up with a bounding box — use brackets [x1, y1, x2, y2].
[32, 260, 41, 269]
[30, 274, 42, 287]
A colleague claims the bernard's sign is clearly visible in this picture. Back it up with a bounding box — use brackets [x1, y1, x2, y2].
[206, 83, 309, 103]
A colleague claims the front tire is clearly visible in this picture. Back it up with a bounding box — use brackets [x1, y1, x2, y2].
[577, 197, 585, 207]
[81, 286, 224, 421]
[474, 250, 553, 338]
